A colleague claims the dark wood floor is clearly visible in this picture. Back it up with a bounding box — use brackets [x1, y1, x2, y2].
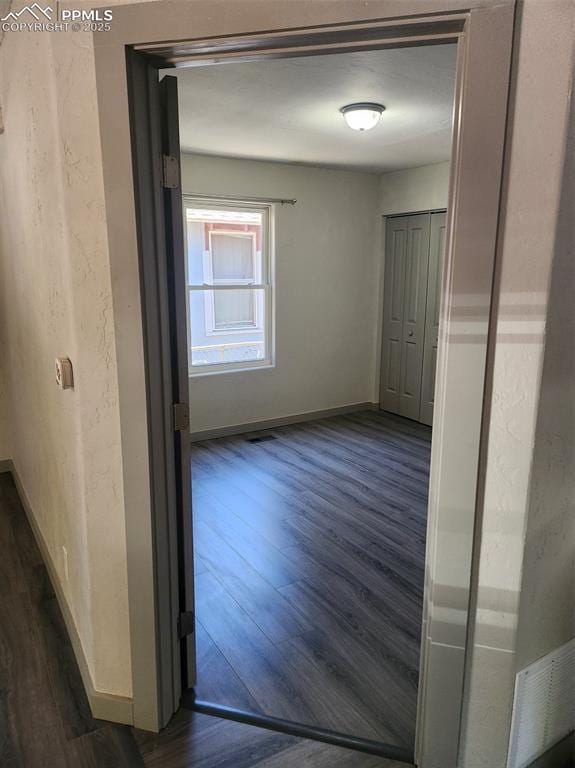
[0, 469, 412, 768]
[191, 410, 432, 751]
[0, 472, 141, 767]
[135, 709, 409, 768]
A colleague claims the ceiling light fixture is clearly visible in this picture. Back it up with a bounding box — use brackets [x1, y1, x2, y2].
[340, 102, 385, 131]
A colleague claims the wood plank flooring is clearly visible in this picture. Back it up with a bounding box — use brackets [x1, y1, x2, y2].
[0, 472, 142, 768]
[0, 471, 410, 767]
[135, 709, 409, 768]
[190, 410, 431, 752]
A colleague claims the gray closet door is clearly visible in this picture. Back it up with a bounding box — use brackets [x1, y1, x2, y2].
[380, 213, 430, 420]
[419, 212, 446, 426]
[380, 217, 407, 414]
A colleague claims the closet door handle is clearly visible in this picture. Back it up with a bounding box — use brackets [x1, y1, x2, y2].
[408, 330, 414, 337]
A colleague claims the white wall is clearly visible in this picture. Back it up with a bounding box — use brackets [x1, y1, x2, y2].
[516, 105, 574, 672]
[460, 3, 574, 766]
[379, 161, 450, 215]
[183, 155, 451, 435]
[0, 21, 131, 699]
[182, 154, 380, 434]
[515, 39, 574, 672]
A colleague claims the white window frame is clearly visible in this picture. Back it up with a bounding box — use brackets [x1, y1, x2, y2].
[203, 230, 262, 336]
[184, 197, 275, 377]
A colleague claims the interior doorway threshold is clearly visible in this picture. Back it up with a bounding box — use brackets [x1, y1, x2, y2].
[182, 692, 415, 765]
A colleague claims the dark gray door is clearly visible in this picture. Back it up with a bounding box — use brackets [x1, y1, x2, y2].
[420, 212, 447, 426]
[159, 75, 196, 690]
[380, 213, 430, 420]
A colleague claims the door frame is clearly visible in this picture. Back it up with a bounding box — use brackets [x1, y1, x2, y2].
[94, 2, 515, 763]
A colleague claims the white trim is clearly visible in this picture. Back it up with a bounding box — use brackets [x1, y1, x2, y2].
[184, 196, 274, 376]
[189, 354, 272, 377]
[7, 461, 134, 725]
[188, 283, 268, 290]
[190, 402, 379, 442]
[204, 230, 260, 335]
[190, 361, 275, 378]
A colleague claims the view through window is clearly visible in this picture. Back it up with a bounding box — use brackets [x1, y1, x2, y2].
[185, 201, 272, 373]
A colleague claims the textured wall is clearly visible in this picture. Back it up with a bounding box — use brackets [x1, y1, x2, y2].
[379, 162, 450, 215]
[515, 62, 574, 672]
[460, 2, 574, 766]
[0, 17, 131, 696]
[182, 153, 380, 432]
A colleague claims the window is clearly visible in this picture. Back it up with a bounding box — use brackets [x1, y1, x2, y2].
[185, 199, 273, 374]
[207, 232, 258, 331]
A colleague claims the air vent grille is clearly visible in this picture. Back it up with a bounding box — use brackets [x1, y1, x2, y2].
[246, 434, 277, 444]
[507, 637, 575, 768]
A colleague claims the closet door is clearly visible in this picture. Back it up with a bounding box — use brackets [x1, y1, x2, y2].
[380, 216, 408, 415]
[419, 211, 447, 426]
[380, 213, 430, 420]
[398, 214, 430, 420]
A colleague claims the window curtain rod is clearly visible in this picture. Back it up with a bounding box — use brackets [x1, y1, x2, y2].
[183, 192, 297, 206]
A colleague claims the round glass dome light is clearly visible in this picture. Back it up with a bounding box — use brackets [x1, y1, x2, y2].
[340, 102, 385, 131]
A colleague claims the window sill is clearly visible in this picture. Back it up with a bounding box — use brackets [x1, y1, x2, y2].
[189, 363, 275, 379]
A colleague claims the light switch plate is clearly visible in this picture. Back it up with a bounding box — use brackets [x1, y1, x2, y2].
[55, 357, 74, 389]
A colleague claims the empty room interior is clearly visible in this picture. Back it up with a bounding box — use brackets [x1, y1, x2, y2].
[169, 42, 456, 755]
[3, 1, 575, 766]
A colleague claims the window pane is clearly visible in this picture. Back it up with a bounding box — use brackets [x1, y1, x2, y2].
[189, 288, 266, 368]
[211, 233, 254, 281]
[186, 220, 205, 285]
[186, 207, 264, 286]
[214, 288, 255, 329]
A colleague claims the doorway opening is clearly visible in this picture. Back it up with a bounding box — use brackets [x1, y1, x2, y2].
[121, 5, 513, 763]
[164, 43, 455, 762]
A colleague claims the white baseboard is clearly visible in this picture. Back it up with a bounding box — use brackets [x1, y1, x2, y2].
[190, 402, 379, 442]
[7, 461, 134, 725]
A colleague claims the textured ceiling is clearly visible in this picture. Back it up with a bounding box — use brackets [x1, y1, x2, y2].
[168, 44, 457, 174]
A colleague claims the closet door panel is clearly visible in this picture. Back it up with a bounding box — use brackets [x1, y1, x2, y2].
[380, 217, 408, 414]
[420, 211, 447, 426]
[398, 214, 430, 420]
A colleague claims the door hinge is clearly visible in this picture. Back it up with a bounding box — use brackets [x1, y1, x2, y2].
[162, 154, 180, 189]
[177, 611, 195, 639]
[172, 402, 190, 432]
